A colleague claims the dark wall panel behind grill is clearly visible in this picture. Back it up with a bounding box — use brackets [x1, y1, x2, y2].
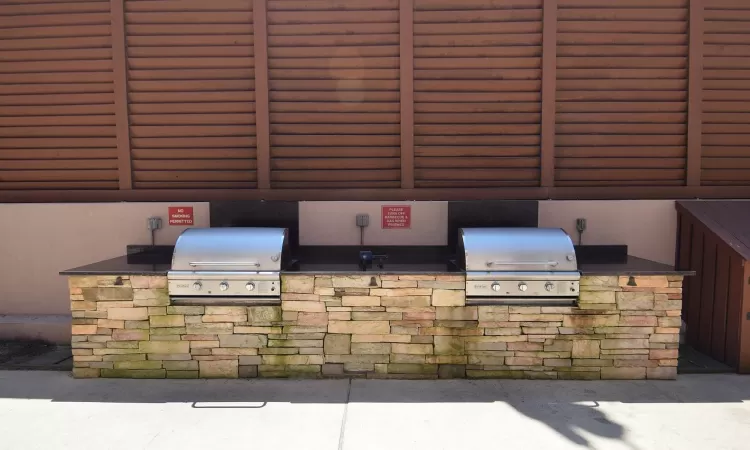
[125, 0, 257, 189]
[702, 1, 750, 186]
[554, 0, 689, 187]
[0, 0, 118, 190]
[412, 0, 543, 188]
[267, 0, 401, 189]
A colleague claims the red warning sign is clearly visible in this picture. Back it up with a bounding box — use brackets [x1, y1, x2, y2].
[168, 206, 194, 226]
[382, 205, 411, 229]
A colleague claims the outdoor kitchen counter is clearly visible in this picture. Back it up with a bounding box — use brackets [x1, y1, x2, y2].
[60, 254, 692, 276]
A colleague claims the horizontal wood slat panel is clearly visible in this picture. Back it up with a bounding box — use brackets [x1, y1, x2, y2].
[128, 46, 254, 58]
[126, 12, 253, 24]
[0, 13, 110, 28]
[268, 34, 400, 47]
[268, 0, 398, 11]
[556, 146, 686, 158]
[268, 0, 400, 189]
[272, 147, 400, 158]
[413, 0, 543, 188]
[702, 2, 750, 186]
[125, 1, 252, 13]
[0, 24, 111, 39]
[0, 0, 117, 191]
[558, 0, 687, 6]
[0, 148, 117, 160]
[555, 0, 689, 186]
[416, 0, 543, 10]
[128, 69, 255, 81]
[269, 46, 398, 58]
[268, 10, 397, 24]
[127, 24, 254, 35]
[0, 2, 110, 16]
[132, 148, 257, 160]
[270, 102, 399, 113]
[125, 0, 257, 189]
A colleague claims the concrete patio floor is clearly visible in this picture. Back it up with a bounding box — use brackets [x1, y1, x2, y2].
[0, 371, 748, 450]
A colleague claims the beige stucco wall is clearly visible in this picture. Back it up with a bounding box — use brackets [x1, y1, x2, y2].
[299, 201, 448, 246]
[0, 199, 677, 343]
[538, 200, 676, 265]
[298, 200, 677, 264]
[0, 203, 209, 317]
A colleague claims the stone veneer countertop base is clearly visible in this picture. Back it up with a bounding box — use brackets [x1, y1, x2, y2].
[66, 273, 685, 381]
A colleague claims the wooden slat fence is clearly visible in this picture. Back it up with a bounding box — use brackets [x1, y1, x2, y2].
[1, 0, 750, 201]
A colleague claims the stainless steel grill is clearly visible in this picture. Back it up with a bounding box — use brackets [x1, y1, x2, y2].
[168, 227, 288, 305]
[458, 228, 580, 305]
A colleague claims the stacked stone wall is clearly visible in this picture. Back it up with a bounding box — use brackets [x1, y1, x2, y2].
[69, 274, 683, 380]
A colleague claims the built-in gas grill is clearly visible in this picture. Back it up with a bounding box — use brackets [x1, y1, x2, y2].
[168, 227, 288, 305]
[458, 228, 580, 305]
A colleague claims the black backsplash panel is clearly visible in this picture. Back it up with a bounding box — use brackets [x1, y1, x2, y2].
[210, 201, 300, 248]
[447, 201, 538, 251]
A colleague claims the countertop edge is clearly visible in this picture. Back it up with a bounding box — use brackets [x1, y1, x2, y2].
[61, 269, 696, 276]
[578, 270, 695, 276]
[60, 270, 169, 276]
[60, 255, 695, 277]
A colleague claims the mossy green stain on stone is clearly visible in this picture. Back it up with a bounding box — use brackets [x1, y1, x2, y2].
[247, 306, 282, 324]
[100, 369, 166, 378]
[434, 335, 464, 355]
[166, 371, 199, 379]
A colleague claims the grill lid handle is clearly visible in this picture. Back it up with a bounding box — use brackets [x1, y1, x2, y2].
[486, 261, 559, 267]
[188, 261, 261, 267]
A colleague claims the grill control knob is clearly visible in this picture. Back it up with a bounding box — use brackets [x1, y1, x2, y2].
[518, 282, 528, 292]
[219, 281, 229, 291]
[545, 282, 555, 292]
[245, 282, 256, 291]
[491, 282, 501, 292]
[192, 281, 202, 291]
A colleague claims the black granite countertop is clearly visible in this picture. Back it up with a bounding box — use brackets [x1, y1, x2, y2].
[578, 256, 694, 276]
[286, 263, 460, 274]
[60, 254, 693, 277]
[60, 256, 171, 276]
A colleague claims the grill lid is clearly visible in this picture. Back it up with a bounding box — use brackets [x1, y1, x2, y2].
[171, 227, 287, 272]
[459, 227, 578, 272]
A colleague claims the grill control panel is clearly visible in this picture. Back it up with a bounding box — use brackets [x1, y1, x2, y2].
[468, 279, 579, 297]
[169, 279, 278, 297]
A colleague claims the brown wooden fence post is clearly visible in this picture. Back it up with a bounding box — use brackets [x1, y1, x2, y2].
[253, 0, 271, 189]
[400, 0, 415, 189]
[111, 0, 132, 190]
[540, 0, 557, 188]
[687, 0, 704, 187]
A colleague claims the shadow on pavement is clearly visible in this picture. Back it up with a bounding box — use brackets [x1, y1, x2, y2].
[0, 372, 747, 448]
[0, 371, 747, 405]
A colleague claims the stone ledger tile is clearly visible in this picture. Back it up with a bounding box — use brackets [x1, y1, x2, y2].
[200, 360, 239, 378]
